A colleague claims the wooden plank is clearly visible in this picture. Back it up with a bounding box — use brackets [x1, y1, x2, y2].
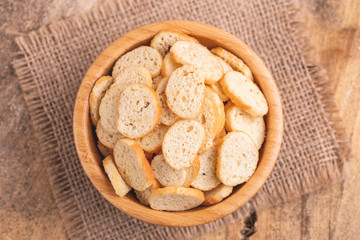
[331, 114, 360, 239]
[193, 221, 243, 240]
[300, 0, 360, 238]
[250, 199, 302, 240]
[247, 0, 360, 239]
[0, 1, 96, 239]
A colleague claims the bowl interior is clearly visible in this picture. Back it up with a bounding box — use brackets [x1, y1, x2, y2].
[73, 20, 283, 227]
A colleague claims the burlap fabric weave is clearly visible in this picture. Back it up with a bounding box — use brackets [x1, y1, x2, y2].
[13, 0, 350, 239]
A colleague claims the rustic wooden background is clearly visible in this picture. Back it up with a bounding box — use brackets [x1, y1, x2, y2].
[0, 0, 359, 239]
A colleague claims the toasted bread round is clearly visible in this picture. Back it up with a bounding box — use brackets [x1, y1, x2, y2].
[163, 120, 205, 170]
[241, 64, 253, 81]
[211, 47, 254, 81]
[218, 127, 227, 138]
[151, 154, 187, 186]
[152, 75, 162, 90]
[170, 41, 223, 84]
[89, 76, 113, 126]
[208, 82, 229, 102]
[196, 94, 218, 152]
[214, 55, 233, 73]
[165, 65, 205, 119]
[197, 87, 225, 152]
[138, 124, 169, 153]
[155, 77, 179, 126]
[150, 30, 199, 57]
[113, 138, 154, 191]
[134, 179, 161, 205]
[220, 71, 268, 117]
[103, 155, 131, 197]
[112, 46, 162, 78]
[225, 105, 265, 149]
[161, 53, 181, 77]
[202, 184, 233, 205]
[149, 186, 204, 211]
[97, 140, 112, 157]
[224, 101, 234, 113]
[191, 146, 221, 191]
[205, 87, 225, 137]
[217, 131, 259, 186]
[99, 84, 127, 133]
[183, 155, 200, 187]
[96, 119, 124, 149]
[117, 84, 161, 138]
[151, 154, 199, 187]
[113, 66, 152, 87]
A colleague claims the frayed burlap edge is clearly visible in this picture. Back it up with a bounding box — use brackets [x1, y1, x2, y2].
[12, 0, 350, 239]
[12, 53, 88, 239]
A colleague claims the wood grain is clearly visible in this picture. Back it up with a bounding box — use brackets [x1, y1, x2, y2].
[73, 20, 283, 227]
[245, 0, 360, 239]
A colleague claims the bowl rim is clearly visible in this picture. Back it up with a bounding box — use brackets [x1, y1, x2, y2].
[73, 20, 283, 227]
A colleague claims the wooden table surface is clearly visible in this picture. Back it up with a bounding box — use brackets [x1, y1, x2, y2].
[0, 0, 359, 239]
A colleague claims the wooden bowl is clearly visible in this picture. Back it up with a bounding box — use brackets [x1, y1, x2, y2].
[73, 20, 283, 227]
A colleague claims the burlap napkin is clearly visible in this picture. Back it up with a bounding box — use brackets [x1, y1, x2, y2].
[13, 0, 350, 239]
